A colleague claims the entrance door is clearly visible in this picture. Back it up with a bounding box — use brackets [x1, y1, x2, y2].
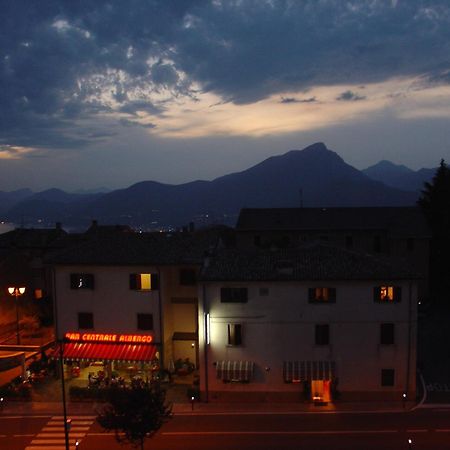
[311, 379, 331, 402]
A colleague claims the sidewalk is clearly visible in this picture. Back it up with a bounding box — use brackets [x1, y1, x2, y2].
[0, 398, 425, 417]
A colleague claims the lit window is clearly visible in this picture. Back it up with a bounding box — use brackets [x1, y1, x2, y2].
[227, 323, 242, 346]
[220, 287, 248, 303]
[34, 289, 43, 299]
[308, 287, 336, 303]
[70, 273, 94, 289]
[129, 273, 159, 291]
[374, 286, 401, 303]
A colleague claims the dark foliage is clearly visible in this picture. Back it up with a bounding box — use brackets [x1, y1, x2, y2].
[418, 159, 450, 303]
[96, 383, 172, 450]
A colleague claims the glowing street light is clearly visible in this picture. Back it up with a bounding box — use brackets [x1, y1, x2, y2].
[7, 287, 25, 345]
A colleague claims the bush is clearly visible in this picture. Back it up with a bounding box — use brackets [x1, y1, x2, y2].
[69, 386, 110, 401]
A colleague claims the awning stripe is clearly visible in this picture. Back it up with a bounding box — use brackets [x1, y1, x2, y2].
[283, 360, 336, 382]
[216, 360, 254, 382]
[52, 342, 158, 362]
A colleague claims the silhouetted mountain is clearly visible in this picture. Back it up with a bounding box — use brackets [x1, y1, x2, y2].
[0, 188, 33, 215]
[363, 160, 436, 192]
[5, 143, 420, 229]
[7, 189, 101, 226]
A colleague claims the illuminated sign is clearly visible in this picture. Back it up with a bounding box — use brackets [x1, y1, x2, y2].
[65, 332, 153, 343]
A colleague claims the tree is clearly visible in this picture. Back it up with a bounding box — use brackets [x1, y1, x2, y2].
[97, 382, 172, 450]
[418, 159, 450, 304]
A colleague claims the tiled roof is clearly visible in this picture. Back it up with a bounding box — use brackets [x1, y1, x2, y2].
[200, 244, 419, 281]
[0, 227, 67, 249]
[46, 228, 224, 266]
[236, 207, 430, 237]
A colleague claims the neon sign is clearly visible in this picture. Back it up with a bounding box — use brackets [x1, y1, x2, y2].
[65, 332, 153, 343]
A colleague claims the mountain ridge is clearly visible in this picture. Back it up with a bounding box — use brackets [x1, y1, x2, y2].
[1, 143, 434, 230]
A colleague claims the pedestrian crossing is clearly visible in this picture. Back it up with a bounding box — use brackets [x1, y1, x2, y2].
[24, 415, 96, 450]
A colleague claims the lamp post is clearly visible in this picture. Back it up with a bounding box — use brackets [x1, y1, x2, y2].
[7, 287, 25, 345]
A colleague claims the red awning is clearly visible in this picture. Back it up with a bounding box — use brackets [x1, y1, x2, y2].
[53, 342, 158, 363]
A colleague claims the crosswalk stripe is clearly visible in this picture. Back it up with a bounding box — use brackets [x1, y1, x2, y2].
[24, 415, 95, 449]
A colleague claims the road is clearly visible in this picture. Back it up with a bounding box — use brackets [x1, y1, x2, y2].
[1, 407, 450, 450]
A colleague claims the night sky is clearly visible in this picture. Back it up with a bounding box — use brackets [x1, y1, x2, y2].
[1, 0, 450, 191]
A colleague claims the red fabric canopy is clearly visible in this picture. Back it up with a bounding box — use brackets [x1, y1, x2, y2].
[54, 342, 157, 362]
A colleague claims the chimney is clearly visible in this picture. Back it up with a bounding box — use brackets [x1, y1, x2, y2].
[189, 222, 195, 232]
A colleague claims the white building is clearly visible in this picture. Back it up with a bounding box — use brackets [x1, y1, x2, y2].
[198, 244, 418, 403]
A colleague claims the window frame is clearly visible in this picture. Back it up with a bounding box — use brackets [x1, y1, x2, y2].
[380, 323, 395, 345]
[137, 313, 154, 331]
[381, 368, 395, 387]
[374, 286, 402, 303]
[129, 273, 159, 291]
[315, 324, 330, 346]
[220, 287, 248, 303]
[227, 323, 243, 346]
[308, 287, 336, 303]
[70, 273, 95, 290]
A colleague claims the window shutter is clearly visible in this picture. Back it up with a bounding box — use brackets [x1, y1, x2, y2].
[329, 288, 336, 302]
[373, 286, 380, 302]
[239, 288, 248, 302]
[394, 286, 402, 302]
[87, 274, 95, 289]
[151, 273, 159, 290]
[129, 274, 137, 290]
[70, 274, 78, 289]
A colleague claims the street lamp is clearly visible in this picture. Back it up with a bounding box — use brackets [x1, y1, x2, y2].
[7, 287, 25, 345]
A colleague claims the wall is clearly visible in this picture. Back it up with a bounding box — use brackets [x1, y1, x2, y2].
[199, 280, 417, 402]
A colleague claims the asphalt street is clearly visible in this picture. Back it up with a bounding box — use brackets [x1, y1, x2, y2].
[1, 407, 450, 450]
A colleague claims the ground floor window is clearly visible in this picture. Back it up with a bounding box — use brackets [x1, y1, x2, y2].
[381, 368, 395, 386]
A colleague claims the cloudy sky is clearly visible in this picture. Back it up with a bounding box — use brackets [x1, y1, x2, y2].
[1, 0, 450, 192]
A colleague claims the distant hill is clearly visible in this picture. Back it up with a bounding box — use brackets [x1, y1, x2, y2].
[363, 160, 436, 192]
[0, 188, 33, 216]
[5, 143, 420, 229]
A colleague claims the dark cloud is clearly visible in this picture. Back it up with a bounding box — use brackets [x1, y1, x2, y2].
[1, 0, 450, 150]
[280, 96, 317, 104]
[119, 118, 156, 129]
[336, 90, 366, 101]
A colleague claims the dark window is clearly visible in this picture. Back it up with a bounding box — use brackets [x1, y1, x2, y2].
[320, 235, 329, 242]
[220, 287, 248, 303]
[308, 287, 336, 303]
[315, 324, 329, 345]
[380, 323, 395, 345]
[373, 286, 402, 303]
[346, 235, 353, 249]
[129, 273, 159, 290]
[254, 235, 261, 247]
[179, 269, 197, 286]
[137, 313, 154, 331]
[381, 369, 395, 386]
[227, 323, 242, 346]
[373, 235, 381, 253]
[259, 287, 269, 296]
[70, 273, 94, 289]
[78, 312, 94, 329]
